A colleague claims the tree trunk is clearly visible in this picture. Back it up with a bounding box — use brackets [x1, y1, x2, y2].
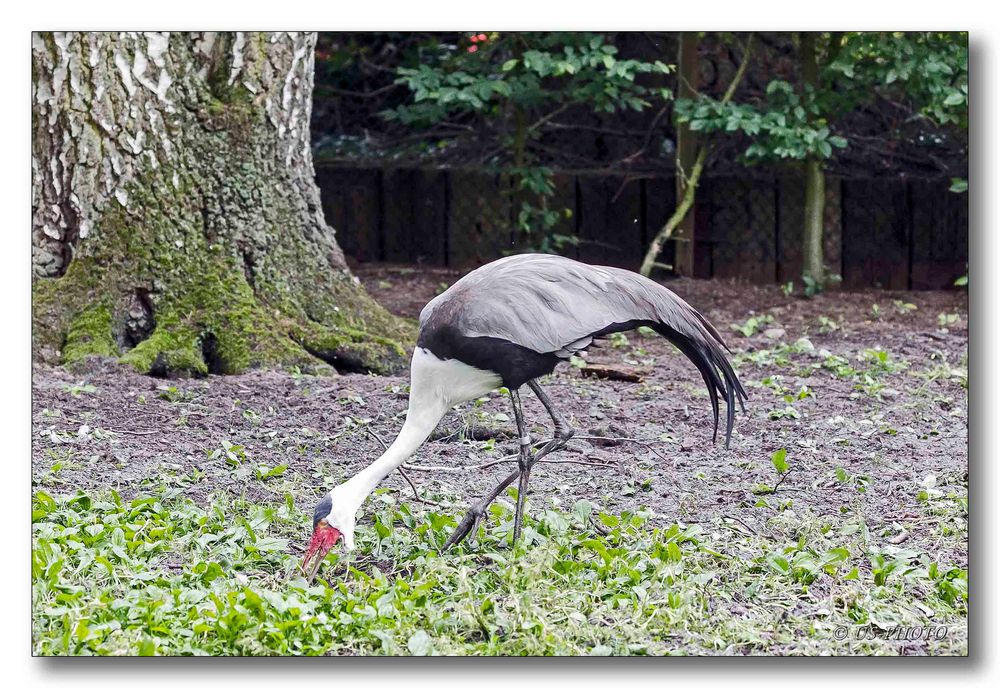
[799, 32, 826, 288]
[802, 158, 826, 288]
[31, 31, 412, 377]
[672, 32, 700, 277]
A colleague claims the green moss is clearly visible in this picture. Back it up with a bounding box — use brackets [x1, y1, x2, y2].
[295, 322, 408, 375]
[62, 303, 118, 366]
[119, 319, 207, 377]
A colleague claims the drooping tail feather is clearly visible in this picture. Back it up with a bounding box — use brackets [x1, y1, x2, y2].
[651, 320, 747, 448]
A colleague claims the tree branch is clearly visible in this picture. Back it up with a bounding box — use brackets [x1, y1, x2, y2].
[639, 34, 755, 277]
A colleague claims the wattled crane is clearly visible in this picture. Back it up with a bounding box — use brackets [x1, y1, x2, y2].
[302, 253, 746, 580]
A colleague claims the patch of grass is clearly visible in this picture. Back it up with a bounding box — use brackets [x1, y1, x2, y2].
[914, 352, 968, 390]
[731, 314, 775, 338]
[937, 312, 961, 329]
[816, 315, 841, 334]
[32, 485, 967, 656]
[62, 382, 98, 397]
[740, 343, 911, 401]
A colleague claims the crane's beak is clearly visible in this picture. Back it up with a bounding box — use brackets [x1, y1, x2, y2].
[301, 520, 342, 583]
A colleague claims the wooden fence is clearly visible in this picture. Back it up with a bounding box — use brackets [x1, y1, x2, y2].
[315, 163, 968, 290]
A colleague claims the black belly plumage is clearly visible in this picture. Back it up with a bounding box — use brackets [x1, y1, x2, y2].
[417, 323, 561, 390]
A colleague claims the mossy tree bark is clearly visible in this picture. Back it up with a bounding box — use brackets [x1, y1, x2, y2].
[32, 31, 413, 377]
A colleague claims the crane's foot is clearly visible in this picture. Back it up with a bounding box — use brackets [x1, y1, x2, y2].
[442, 412, 575, 553]
[443, 504, 484, 550]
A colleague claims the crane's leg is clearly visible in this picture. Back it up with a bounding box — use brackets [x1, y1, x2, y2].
[444, 380, 577, 550]
[527, 379, 576, 449]
[509, 388, 532, 544]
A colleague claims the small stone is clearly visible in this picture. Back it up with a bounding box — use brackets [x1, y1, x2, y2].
[763, 327, 786, 339]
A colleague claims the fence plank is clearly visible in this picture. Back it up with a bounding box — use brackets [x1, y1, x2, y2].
[747, 177, 777, 284]
[576, 175, 644, 267]
[910, 178, 941, 289]
[380, 169, 447, 265]
[776, 174, 804, 283]
[842, 179, 909, 289]
[411, 169, 448, 265]
[315, 166, 380, 263]
[910, 180, 969, 288]
[823, 175, 843, 287]
[575, 176, 611, 264]
[707, 176, 776, 283]
[381, 168, 415, 263]
[448, 171, 512, 267]
[607, 176, 645, 268]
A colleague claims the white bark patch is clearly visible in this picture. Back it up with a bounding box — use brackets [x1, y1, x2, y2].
[132, 49, 149, 83]
[69, 56, 82, 96]
[281, 42, 307, 113]
[154, 70, 173, 104]
[52, 32, 71, 99]
[228, 32, 246, 86]
[133, 38, 173, 105]
[144, 32, 169, 67]
[126, 128, 146, 155]
[195, 32, 216, 80]
[114, 50, 136, 97]
[195, 32, 216, 58]
[49, 157, 61, 196]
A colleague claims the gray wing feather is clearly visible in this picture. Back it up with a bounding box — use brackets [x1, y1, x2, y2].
[420, 253, 747, 446]
[422, 254, 718, 354]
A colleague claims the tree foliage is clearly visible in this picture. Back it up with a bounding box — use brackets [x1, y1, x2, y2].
[673, 32, 968, 166]
[385, 33, 674, 251]
[385, 33, 672, 125]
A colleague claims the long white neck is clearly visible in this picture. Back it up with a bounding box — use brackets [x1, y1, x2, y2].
[336, 347, 504, 514]
[340, 398, 446, 510]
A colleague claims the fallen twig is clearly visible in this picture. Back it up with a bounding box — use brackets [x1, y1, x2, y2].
[403, 453, 617, 473]
[724, 515, 776, 541]
[580, 365, 646, 383]
[572, 435, 672, 463]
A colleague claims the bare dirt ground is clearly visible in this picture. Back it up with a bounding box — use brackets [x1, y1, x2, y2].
[32, 264, 968, 568]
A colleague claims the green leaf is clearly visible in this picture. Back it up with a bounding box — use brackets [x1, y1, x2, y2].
[502, 59, 519, 72]
[407, 630, 434, 656]
[771, 448, 789, 473]
[943, 91, 966, 106]
[949, 178, 968, 193]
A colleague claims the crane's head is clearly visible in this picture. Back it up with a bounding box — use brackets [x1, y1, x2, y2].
[301, 488, 356, 582]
